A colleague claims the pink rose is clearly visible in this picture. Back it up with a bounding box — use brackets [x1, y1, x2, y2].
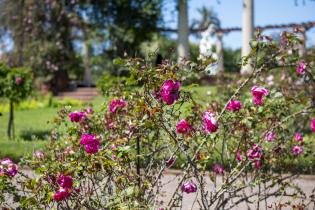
[294, 133, 303, 142]
[254, 160, 262, 169]
[227, 100, 242, 112]
[251, 86, 269, 106]
[109, 99, 126, 113]
[296, 61, 306, 74]
[292, 146, 303, 155]
[57, 175, 73, 189]
[15, 77, 23, 85]
[33, 150, 44, 159]
[181, 181, 197, 194]
[53, 188, 71, 202]
[86, 107, 93, 114]
[203, 111, 218, 133]
[212, 164, 224, 175]
[69, 111, 86, 122]
[80, 133, 100, 154]
[160, 80, 180, 105]
[311, 118, 315, 133]
[0, 158, 18, 177]
[236, 150, 243, 162]
[264, 131, 276, 142]
[246, 144, 263, 160]
[176, 119, 192, 134]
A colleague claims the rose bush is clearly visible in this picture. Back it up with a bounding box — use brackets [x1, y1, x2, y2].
[0, 30, 314, 209]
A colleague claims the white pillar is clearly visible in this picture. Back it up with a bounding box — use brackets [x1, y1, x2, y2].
[216, 32, 224, 72]
[83, 39, 92, 87]
[241, 0, 254, 74]
[177, 0, 189, 62]
[298, 28, 306, 57]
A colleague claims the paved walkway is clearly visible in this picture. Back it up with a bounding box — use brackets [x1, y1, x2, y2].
[18, 169, 315, 209]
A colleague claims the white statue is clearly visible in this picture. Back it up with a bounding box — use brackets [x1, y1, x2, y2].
[199, 24, 219, 75]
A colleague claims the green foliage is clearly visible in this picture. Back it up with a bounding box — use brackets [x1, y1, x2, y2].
[0, 65, 32, 103]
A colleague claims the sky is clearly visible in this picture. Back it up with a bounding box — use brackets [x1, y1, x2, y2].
[162, 0, 315, 49]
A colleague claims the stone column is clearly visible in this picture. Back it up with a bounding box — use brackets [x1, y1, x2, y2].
[177, 0, 189, 62]
[216, 32, 224, 72]
[83, 28, 92, 87]
[298, 28, 306, 57]
[241, 0, 254, 74]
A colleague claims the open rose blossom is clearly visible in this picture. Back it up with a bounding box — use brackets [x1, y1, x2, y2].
[176, 119, 192, 134]
[264, 131, 276, 142]
[296, 61, 306, 74]
[109, 99, 126, 113]
[227, 100, 242, 112]
[311, 118, 315, 132]
[246, 144, 263, 160]
[203, 111, 218, 133]
[292, 146, 303, 155]
[69, 111, 86, 122]
[251, 85, 269, 106]
[160, 79, 180, 105]
[53, 188, 71, 202]
[181, 181, 197, 194]
[57, 175, 73, 189]
[212, 164, 224, 175]
[80, 134, 100, 154]
[294, 133, 303, 142]
[33, 150, 44, 159]
[0, 158, 18, 177]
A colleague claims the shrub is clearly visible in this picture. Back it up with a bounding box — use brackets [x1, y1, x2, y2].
[0, 30, 314, 209]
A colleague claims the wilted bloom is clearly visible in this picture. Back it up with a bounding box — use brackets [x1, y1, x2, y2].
[311, 119, 315, 132]
[251, 86, 269, 106]
[227, 100, 242, 112]
[53, 188, 71, 202]
[296, 61, 306, 74]
[160, 79, 180, 105]
[176, 119, 192, 134]
[57, 175, 73, 189]
[166, 156, 176, 167]
[246, 144, 263, 160]
[181, 181, 197, 194]
[86, 107, 93, 114]
[236, 150, 243, 162]
[264, 131, 276, 142]
[33, 150, 44, 159]
[254, 160, 262, 169]
[1, 158, 18, 177]
[212, 164, 224, 175]
[292, 146, 303, 155]
[294, 133, 303, 142]
[69, 111, 86, 122]
[15, 77, 23, 85]
[203, 111, 218, 133]
[80, 133, 100, 154]
[109, 99, 126, 113]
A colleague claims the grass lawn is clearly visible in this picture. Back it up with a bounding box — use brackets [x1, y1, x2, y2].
[0, 96, 107, 161]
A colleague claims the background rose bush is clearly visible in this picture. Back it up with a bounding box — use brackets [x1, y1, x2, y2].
[0, 30, 314, 209]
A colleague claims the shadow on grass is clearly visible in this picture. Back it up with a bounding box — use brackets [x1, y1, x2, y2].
[20, 129, 50, 141]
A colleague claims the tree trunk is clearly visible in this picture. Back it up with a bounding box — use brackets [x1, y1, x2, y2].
[177, 0, 189, 62]
[7, 101, 14, 140]
[241, 0, 254, 74]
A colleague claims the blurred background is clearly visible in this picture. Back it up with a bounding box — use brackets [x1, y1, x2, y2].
[0, 0, 314, 165]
